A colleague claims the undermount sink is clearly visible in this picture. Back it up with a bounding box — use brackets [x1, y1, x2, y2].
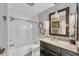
[42, 38, 60, 42]
[42, 38, 56, 40]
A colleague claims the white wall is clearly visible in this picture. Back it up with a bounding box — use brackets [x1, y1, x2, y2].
[0, 3, 7, 56]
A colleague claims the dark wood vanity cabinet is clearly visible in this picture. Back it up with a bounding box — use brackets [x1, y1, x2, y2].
[40, 41, 60, 56]
[60, 49, 78, 56]
[40, 41, 78, 56]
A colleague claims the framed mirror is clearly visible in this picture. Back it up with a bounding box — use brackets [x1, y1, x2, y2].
[49, 7, 69, 37]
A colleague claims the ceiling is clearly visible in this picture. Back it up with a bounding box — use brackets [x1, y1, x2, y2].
[8, 3, 55, 18]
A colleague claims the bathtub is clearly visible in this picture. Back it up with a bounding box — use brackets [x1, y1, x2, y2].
[9, 44, 40, 56]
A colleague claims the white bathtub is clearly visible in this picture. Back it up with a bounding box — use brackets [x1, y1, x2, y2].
[9, 44, 40, 56]
[9, 45, 31, 56]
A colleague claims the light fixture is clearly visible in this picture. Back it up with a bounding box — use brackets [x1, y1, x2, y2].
[55, 11, 59, 19]
[55, 4, 59, 19]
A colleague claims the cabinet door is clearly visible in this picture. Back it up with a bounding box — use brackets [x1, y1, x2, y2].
[40, 41, 60, 55]
[40, 46, 58, 56]
[40, 41, 60, 54]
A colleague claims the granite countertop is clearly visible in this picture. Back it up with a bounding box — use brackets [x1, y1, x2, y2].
[40, 38, 78, 54]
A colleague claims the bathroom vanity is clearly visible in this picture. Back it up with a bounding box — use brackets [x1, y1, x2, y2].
[39, 4, 78, 56]
[40, 38, 79, 56]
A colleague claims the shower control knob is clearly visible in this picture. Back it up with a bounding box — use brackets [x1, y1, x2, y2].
[0, 48, 5, 54]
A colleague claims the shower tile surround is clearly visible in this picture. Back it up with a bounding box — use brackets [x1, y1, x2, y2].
[7, 3, 40, 56]
[0, 3, 40, 56]
[8, 16, 40, 56]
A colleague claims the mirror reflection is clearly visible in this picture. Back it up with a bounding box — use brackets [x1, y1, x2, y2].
[49, 7, 69, 36]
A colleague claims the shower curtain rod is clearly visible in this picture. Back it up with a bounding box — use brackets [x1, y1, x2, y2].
[9, 16, 37, 23]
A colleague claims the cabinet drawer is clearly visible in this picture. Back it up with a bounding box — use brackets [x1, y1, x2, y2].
[61, 49, 78, 56]
[46, 43, 60, 54]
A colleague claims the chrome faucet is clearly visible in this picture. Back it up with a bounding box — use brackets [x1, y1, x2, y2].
[53, 35, 56, 39]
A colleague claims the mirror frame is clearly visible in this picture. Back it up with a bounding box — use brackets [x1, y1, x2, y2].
[77, 3, 79, 41]
[49, 7, 69, 37]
